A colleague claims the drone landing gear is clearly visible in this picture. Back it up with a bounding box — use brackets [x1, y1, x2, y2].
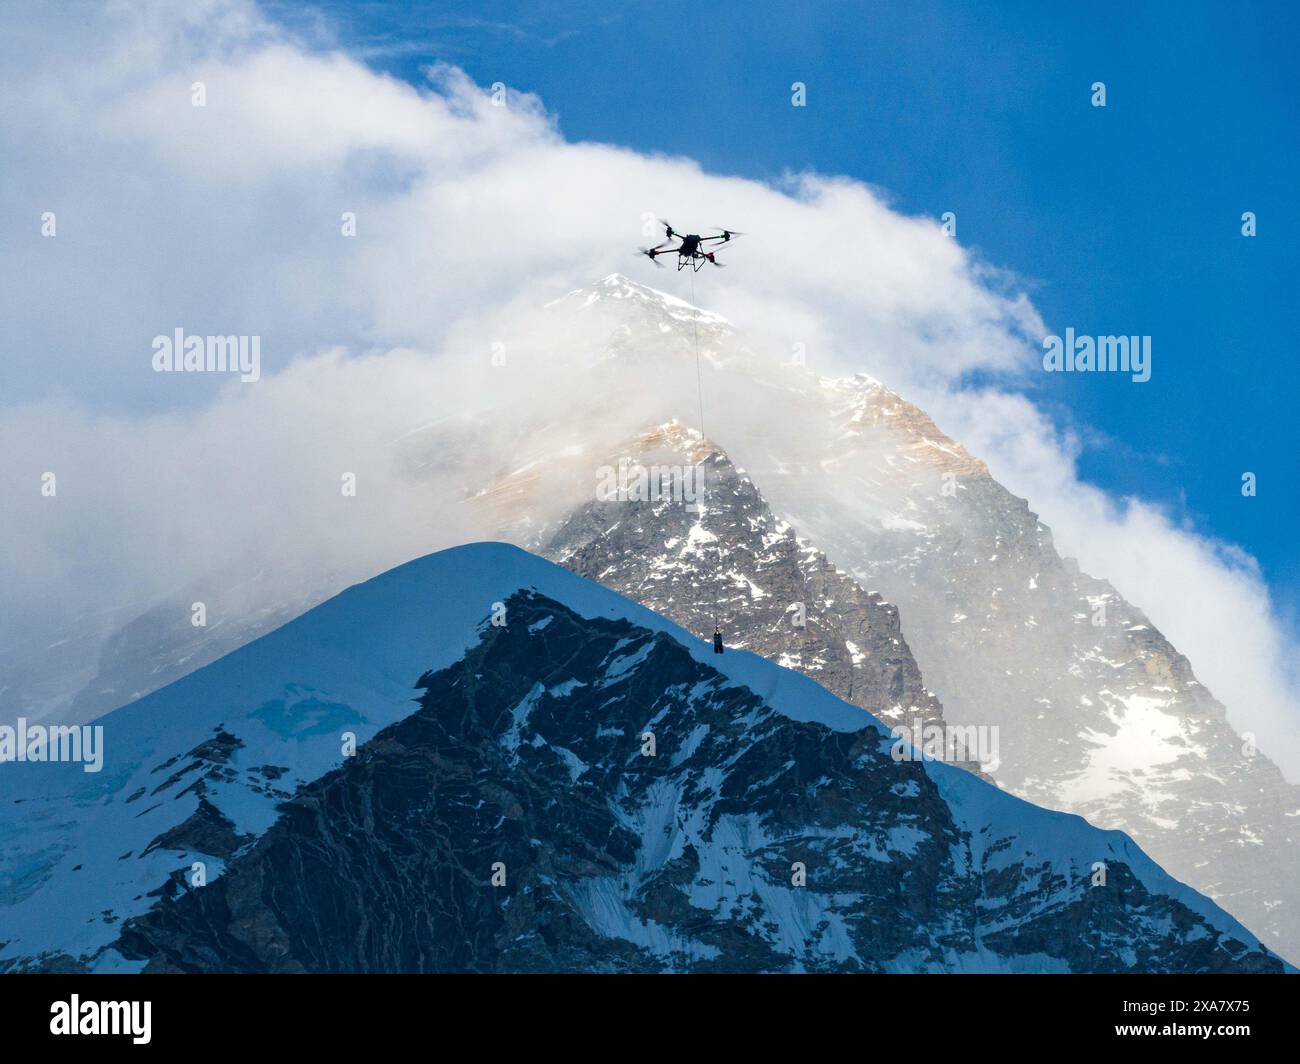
[713, 630, 724, 654]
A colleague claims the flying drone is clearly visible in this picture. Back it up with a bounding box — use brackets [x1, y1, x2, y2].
[638, 220, 744, 271]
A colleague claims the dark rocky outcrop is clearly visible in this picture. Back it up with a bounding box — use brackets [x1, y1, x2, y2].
[112, 591, 1284, 973]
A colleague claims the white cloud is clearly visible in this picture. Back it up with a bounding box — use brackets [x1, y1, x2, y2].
[1, 0, 1294, 775]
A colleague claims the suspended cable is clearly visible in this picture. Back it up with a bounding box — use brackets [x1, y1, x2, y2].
[689, 268, 723, 650]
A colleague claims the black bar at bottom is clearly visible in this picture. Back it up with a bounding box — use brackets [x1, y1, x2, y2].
[0, 972, 1289, 1050]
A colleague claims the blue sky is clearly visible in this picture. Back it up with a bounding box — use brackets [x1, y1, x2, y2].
[286, 0, 1299, 615]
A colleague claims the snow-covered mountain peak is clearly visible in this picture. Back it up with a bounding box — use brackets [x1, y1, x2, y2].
[540, 426, 971, 751]
[551, 272, 731, 328]
[821, 370, 886, 393]
[2, 543, 1287, 973]
[627, 418, 715, 463]
[817, 372, 990, 481]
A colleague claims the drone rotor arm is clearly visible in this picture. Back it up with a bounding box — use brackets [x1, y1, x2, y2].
[636, 242, 679, 267]
[699, 232, 745, 245]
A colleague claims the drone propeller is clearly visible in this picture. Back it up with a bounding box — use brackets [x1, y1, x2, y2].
[657, 218, 676, 238]
[636, 246, 666, 268]
[710, 227, 746, 241]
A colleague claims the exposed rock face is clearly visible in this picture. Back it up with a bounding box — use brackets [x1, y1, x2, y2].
[538, 421, 984, 776]
[112, 587, 1284, 974]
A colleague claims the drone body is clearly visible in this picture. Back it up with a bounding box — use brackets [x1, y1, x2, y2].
[638, 220, 743, 271]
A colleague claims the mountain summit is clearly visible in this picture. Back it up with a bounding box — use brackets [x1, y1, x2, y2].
[538, 420, 986, 774]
